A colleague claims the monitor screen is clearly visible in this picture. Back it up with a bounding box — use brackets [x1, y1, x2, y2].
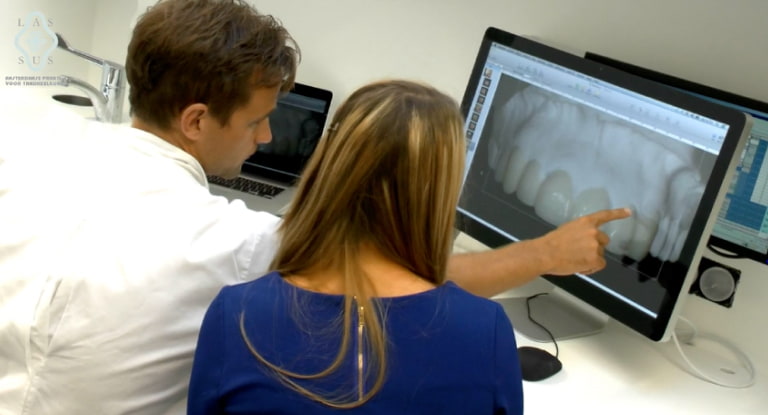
[456, 27, 751, 342]
[584, 51, 768, 266]
[243, 82, 333, 184]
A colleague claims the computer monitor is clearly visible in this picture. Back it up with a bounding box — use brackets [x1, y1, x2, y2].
[585, 51, 768, 266]
[456, 27, 752, 342]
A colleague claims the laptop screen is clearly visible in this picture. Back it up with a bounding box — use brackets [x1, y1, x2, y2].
[242, 82, 333, 184]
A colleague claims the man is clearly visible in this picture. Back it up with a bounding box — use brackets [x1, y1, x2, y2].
[0, 0, 629, 413]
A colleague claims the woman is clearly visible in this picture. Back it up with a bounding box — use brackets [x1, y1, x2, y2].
[188, 80, 523, 414]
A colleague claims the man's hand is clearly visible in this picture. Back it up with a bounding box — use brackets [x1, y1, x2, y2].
[539, 207, 632, 276]
[448, 207, 632, 298]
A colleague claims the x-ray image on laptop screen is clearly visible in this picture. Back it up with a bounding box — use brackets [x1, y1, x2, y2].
[243, 83, 333, 184]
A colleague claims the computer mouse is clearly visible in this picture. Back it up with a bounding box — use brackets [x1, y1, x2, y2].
[517, 346, 562, 381]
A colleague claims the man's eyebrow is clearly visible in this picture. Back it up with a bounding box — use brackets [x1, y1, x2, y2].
[251, 107, 275, 125]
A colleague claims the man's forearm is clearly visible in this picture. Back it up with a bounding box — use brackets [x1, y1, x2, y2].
[447, 207, 631, 298]
[447, 238, 551, 298]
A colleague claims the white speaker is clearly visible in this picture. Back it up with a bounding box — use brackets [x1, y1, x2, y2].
[691, 256, 741, 307]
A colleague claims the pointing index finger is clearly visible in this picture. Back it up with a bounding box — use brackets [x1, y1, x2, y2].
[588, 207, 632, 226]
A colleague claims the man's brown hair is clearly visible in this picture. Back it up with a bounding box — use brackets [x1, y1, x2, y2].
[126, 0, 299, 129]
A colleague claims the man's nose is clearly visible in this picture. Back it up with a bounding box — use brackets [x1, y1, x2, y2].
[256, 121, 272, 144]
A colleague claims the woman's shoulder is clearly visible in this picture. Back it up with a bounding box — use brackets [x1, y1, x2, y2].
[385, 282, 507, 334]
[436, 283, 511, 333]
[439, 281, 505, 313]
[218, 271, 283, 303]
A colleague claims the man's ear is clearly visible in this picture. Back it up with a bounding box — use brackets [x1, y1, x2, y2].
[179, 103, 209, 142]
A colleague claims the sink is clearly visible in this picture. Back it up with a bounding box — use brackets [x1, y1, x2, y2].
[52, 94, 93, 107]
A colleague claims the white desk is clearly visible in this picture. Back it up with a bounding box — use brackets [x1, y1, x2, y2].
[511, 316, 766, 414]
[453, 232, 767, 415]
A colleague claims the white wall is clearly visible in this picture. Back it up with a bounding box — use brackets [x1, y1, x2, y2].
[87, 0, 138, 86]
[250, 0, 768, 114]
[1, 0, 98, 92]
[7, 1, 768, 118]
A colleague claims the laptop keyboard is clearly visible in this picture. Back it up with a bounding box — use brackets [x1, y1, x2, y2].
[207, 175, 285, 199]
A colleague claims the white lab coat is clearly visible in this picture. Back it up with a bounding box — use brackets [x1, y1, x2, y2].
[0, 92, 280, 414]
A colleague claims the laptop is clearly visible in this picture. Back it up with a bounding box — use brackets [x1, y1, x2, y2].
[208, 82, 333, 214]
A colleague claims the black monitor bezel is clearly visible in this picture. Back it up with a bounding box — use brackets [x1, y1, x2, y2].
[457, 27, 750, 341]
[584, 51, 768, 266]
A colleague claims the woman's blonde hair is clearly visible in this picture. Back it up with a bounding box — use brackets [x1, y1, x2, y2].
[241, 79, 466, 408]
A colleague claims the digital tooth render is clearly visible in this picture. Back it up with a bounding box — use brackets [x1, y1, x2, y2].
[486, 86, 705, 262]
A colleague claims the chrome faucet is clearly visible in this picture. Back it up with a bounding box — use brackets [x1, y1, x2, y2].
[55, 33, 125, 123]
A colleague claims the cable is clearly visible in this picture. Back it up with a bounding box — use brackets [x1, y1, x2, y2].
[525, 293, 559, 358]
[671, 317, 756, 388]
[673, 315, 699, 344]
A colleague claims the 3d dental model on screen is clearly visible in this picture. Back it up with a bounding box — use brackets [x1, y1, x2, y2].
[486, 85, 708, 263]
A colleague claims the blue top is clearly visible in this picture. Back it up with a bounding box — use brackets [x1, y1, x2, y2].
[188, 272, 523, 414]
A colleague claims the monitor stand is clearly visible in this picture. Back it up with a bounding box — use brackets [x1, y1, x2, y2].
[494, 280, 608, 342]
